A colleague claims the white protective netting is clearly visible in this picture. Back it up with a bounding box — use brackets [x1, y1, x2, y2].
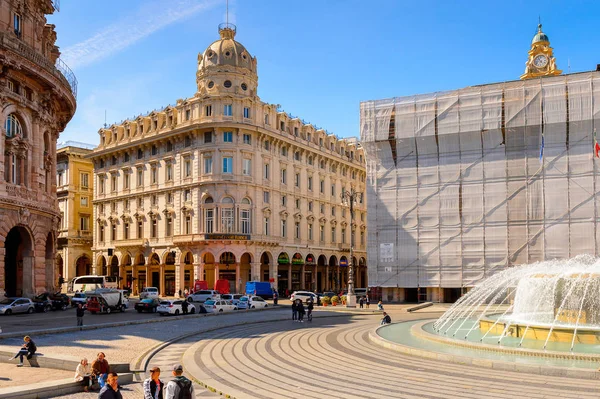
[362, 72, 600, 289]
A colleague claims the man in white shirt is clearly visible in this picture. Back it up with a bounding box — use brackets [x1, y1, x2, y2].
[164, 364, 194, 399]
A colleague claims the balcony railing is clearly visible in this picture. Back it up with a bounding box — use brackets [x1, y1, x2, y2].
[0, 32, 76, 99]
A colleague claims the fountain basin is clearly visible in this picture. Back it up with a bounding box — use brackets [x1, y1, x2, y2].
[479, 318, 600, 344]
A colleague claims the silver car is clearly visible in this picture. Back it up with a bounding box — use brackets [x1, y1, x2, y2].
[0, 298, 34, 315]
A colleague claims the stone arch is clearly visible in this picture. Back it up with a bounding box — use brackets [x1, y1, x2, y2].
[219, 251, 236, 265]
[109, 255, 119, 277]
[134, 253, 145, 266]
[317, 255, 327, 266]
[202, 252, 215, 264]
[329, 255, 338, 267]
[96, 255, 107, 275]
[359, 257, 366, 267]
[3, 225, 34, 296]
[55, 253, 64, 282]
[240, 252, 252, 264]
[163, 250, 176, 266]
[122, 253, 132, 266]
[277, 252, 289, 265]
[75, 255, 91, 276]
[2, 105, 32, 139]
[180, 250, 194, 265]
[260, 251, 273, 265]
[149, 253, 160, 266]
[352, 256, 358, 267]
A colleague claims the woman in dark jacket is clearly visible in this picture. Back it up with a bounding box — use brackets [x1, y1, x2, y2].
[297, 300, 306, 322]
[143, 366, 164, 399]
[291, 300, 298, 321]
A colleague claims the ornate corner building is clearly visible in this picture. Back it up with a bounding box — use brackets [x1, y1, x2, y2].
[56, 141, 94, 284]
[0, 0, 76, 297]
[90, 23, 367, 297]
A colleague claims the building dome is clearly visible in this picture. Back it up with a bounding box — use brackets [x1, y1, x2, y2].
[198, 23, 255, 72]
[532, 24, 549, 44]
[196, 23, 258, 97]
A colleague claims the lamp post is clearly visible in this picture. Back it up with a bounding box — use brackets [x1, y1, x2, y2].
[341, 188, 362, 308]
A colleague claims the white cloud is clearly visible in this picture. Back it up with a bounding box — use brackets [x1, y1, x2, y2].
[61, 0, 220, 70]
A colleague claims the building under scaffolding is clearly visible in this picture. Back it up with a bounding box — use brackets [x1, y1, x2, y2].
[361, 69, 600, 302]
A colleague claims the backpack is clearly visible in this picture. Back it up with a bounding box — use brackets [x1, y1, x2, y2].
[174, 378, 193, 399]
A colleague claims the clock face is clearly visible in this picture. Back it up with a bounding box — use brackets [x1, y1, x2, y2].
[533, 54, 549, 68]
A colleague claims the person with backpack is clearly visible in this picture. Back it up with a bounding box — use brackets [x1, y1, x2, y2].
[297, 300, 305, 323]
[165, 364, 194, 399]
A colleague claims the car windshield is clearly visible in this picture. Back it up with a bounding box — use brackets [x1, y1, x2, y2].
[142, 299, 154, 303]
[254, 297, 265, 302]
[159, 301, 171, 305]
[205, 300, 215, 305]
[240, 297, 248, 301]
[0, 299, 13, 305]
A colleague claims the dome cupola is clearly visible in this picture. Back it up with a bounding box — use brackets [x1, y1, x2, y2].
[196, 23, 258, 98]
[532, 23, 549, 44]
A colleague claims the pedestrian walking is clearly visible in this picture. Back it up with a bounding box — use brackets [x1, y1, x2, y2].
[377, 300, 384, 311]
[98, 372, 122, 399]
[381, 312, 391, 325]
[8, 335, 36, 367]
[76, 303, 85, 330]
[273, 290, 278, 306]
[143, 366, 164, 399]
[181, 299, 189, 315]
[74, 358, 92, 392]
[365, 295, 370, 309]
[165, 364, 194, 399]
[297, 300, 305, 323]
[291, 299, 298, 321]
[92, 352, 110, 388]
[285, 288, 290, 298]
[359, 296, 364, 309]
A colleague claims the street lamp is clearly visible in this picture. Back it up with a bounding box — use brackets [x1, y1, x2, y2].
[341, 188, 363, 308]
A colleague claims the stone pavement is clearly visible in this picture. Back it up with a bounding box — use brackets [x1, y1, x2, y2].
[0, 362, 72, 388]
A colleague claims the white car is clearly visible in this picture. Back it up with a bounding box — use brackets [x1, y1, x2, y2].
[220, 294, 244, 307]
[246, 295, 269, 309]
[187, 290, 220, 303]
[204, 299, 236, 313]
[140, 287, 159, 299]
[157, 300, 196, 316]
[290, 291, 318, 304]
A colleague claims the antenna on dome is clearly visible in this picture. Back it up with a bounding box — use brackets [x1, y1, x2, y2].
[226, 0, 229, 25]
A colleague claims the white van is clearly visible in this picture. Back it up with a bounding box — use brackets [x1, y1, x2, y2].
[140, 287, 159, 299]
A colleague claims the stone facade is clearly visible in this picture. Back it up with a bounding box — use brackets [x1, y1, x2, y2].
[90, 24, 367, 297]
[56, 142, 94, 288]
[0, 0, 76, 297]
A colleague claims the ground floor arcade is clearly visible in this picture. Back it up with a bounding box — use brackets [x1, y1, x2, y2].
[0, 206, 58, 298]
[92, 243, 367, 297]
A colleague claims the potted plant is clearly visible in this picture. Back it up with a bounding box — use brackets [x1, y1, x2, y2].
[340, 295, 347, 305]
[321, 296, 331, 306]
[331, 295, 339, 306]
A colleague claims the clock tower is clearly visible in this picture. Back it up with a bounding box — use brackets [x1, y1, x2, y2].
[520, 24, 562, 80]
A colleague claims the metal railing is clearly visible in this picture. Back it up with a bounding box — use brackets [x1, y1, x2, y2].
[0, 32, 76, 99]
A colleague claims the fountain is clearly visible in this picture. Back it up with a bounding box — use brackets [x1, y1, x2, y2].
[371, 255, 600, 375]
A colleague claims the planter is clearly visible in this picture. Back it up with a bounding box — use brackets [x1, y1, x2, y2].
[332, 302, 338, 306]
[322, 303, 328, 307]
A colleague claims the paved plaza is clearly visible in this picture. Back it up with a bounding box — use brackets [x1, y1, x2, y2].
[1, 305, 598, 398]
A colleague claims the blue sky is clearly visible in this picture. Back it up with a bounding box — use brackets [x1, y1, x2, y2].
[49, 0, 600, 145]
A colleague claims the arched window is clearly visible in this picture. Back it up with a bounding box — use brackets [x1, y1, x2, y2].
[221, 197, 234, 233]
[204, 197, 213, 204]
[5, 114, 22, 138]
[240, 198, 252, 234]
[203, 196, 214, 233]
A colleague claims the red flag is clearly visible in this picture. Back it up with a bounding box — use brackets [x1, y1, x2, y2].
[595, 129, 600, 158]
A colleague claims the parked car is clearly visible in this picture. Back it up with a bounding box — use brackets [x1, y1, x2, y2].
[32, 297, 52, 313]
[320, 291, 336, 299]
[246, 295, 269, 309]
[290, 291, 318, 304]
[187, 290, 220, 303]
[237, 296, 249, 310]
[157, 300, 196, 316]
[220, 294, 244, 307]
[70, 292, 87, 307]
[86, 289, 127, 314]
[0, 298, 34, 315]
[33, 292, 70, 311]
[204, 299, 236, 313]
[134, 298, 160, 313]
[139, 287, 159, 299]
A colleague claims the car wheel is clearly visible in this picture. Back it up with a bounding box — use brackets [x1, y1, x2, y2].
[27, 307, 34, 314]
[44, 304, 50, 313]
[251, 306, 255, 309]
[265, 304, 268, 308]
[190, 308, 195, 314]
[187, 297, 193, 303]
[4, 309, 11, 315]
[175, 309, 180, 315]
[61, 304, 67, 311]
[106, 308, 111, 314]
[137, 309, 142, 313]
[121, 305, 126, 312]
[152, 307, 157, 313]
[219, 309, 223, 313]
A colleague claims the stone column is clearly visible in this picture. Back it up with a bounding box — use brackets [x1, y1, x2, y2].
[251, 262, 261, 282]
[214, 264, 220, 286]
[145, 266, 151, 289]
[300, 264, 305, 290]
[235, 262, 241, 293]
[175, 261, 185, 297]
[326, 265, 330, 290]
[287, 264, 292, 291]
[132, 265, 138, 295]
[271, 262, 278, 292]
[159, 265, 165, 296]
